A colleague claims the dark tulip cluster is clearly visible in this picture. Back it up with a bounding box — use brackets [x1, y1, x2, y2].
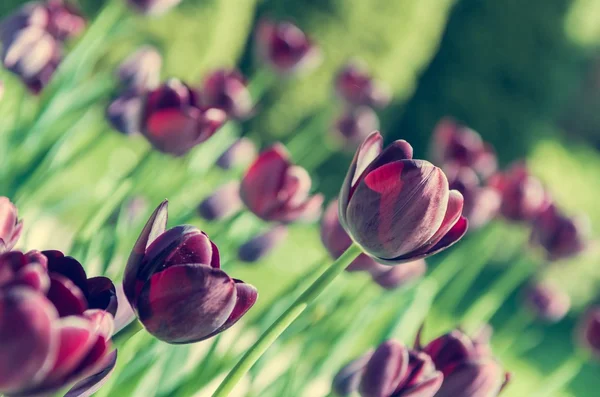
[525, 282, 570, 322]
[128, 0, 182, 15]
[0, 0, 85, 93]
[0, 196, 22, 253]
[123, 201, 258, 344]
[335, 61, 391, 108]
[201, 69, 253, 120]
[0, 250, 117, 397]
[339, 131, 467, 265]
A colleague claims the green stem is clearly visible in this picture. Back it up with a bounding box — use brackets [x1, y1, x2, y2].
[529, 355, 585, 397]
[247, 68, 277, 103]
[212, 244, 363, 397]
[494, 306, 534, 355]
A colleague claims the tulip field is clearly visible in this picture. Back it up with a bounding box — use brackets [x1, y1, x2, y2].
[1, 0, 600, 396]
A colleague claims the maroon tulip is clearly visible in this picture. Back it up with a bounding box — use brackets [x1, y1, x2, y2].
[202, 69, 253, 120]
[44, 0, 86, 41]
[141, 79, 227, 155]
[525, 282, 570, 322]
[421, 329, 508, 397]
[240, 143, 324, 223]
[198, 181, 243, 221]
[339, 131, 467, 265]
[431, 118, 497, 180]
[238, 225, 288, 263]
[117, 46, 162, 93]
[332, 106, 380, 150]
[335, 61, 391, 108]
[255, 19, 320, 73]
[580, 307, 600, 358]
[0, 197, 22, 253]
[106, 90, 144, 135]
[216, 138, 258, 170]
[530, 204, 589, 261]
[128, 0, 182, 15]
[0, 250, 117, 397]
[332, 351, 373, 396]
[123, 201, 258, 344]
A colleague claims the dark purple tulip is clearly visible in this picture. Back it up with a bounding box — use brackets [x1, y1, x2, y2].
[238, 225, 288, 263]
[123, 201, 258, 344]
[488, 162, 550, 222]
[240, 143, 324, 223]
[216, 138, 258, 170]
[106, 90, 144, 135]
[128, 0, 182, 15]
[255, 19, 320, 73]
[202, 69, 253, 120]
[332, 106, 380, 150]
[339, 131, 468, 265]
[198, 181, 243, 221]
[431, 118, 497, 180]
[530, 204, 589, 261]
[44, 0, 86, 41]
[0, 197, 23, 253]
[525, 282, 570, 322]
[117, 46, 162, 93]
[580, 307, 600, 358]
[0, 250, 48, 292]
[332, 351, 373, 396]
[421, 330, 507, 397]
[444, 164, 501, 230]
[335, 61, 391, 108]
[141, 79, 227, 156]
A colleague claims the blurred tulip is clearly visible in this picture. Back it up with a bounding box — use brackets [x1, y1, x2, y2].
[580, 307, 600, 358]
[45, 0, 86, 41]
[489, 162, 550, 222]
[117, 46, 162, 93]
[141, 79, 227, 155]
[525, 282, 570, 322]
[0, 3, 49, 41]
[371, 260, 426, 290]
[530, 204, 589, 261]
[123, 201, 257, 344]
[198, 181, 243, 221]
[202, 69, 253, 120]
[339, 131, 467, 265]
[0, 197, 23, 253]
[238, 225, 288, 263]
[332, 351, 373, 396]
[332, 106, 380, 150]
[216, 138, 258, 170]
[335, 61, 391, 108]
[106, 90, 144, 135]
[0, 250, 48, 291]
[255, 19, 320, 73]
[0, 80, 4, 101]
[421, 329, 507, 397]
[240, 143, 324, 223]
[431, 118, 497, 179]
[128, 0, 182, 15]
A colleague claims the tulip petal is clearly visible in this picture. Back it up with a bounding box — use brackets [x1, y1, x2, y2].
[367, 139, 414, 173]
[360, 340, 409, 397]
[422, 330, 474, 374]
[13, 262, 50, 292]
[434, 360, 504, 397]
[44, 250, 89, 297]
[113, 283, 135, 333]
[65, 350, 117, 397]
[86, 277, 117, 316]
[48, 274, 87, 317]
[415, 190, 465, 252]
[332, 351, 373, 396]
[280, 193, 324, 224]
[137, 264, 237, 344]
[396, 371, 442, 397]
[83, 310, 115, 339]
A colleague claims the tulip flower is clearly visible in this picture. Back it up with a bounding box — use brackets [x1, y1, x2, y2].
[44, 0, 86, 41]
[117, 46, 162, 93]
[530, 204, 589, 261]
[580, 307, 600, 358]
[238, 225, 288, 263]
[0, 196, 22, 253]
[106, 91, 144, 135]
[128, 0, 182, 15]
[332, 352, 373, 396]
[525, 282, 570, 322]
[335, 61, 391, 108]
[141, 79, 227, 155]
[0, 250, 117, 397]
[255, 19, 320, 73]
[216, 138, 258, 170]
[123, 201, 258, 344]
[332, 106, 380, 150]
[240, 143, 324, 223]
[198, 181, 243, 221]
[202, 69, 253, 120]
[371, 260, 426, 290]
[431, 118, 497, 179]
[421, 329, 508, 397]
[339, 131, 467, 265]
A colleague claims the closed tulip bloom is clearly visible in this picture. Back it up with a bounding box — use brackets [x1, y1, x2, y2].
[240, 143, 324, 223]
[339, 131, 467, 265]
[530, 204, 589, 261]
[123, 201, 258, 344]
[238, 225, 288, 263]
[128, 0, 182, 15]
[255, 19, 320, 73]
[335, 61, 391, 108]
[333, 106, 380, 150]
[198, 181, 243, 221]
[0, 197, 23, 253]
[525, 282, 570, 322]
[141, 79, 227, 155]
[202, 69, 253, 120]
[216, 138, 258, 170]
[117, 46, 162, 93]
[580, 307, 600, 358]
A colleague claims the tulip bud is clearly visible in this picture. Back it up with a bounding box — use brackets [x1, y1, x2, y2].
[240, 143, 324, 223]
[332, 351, 373, 396]
[141, 79, 227, 156]
[117, 46, 162, 93]
[198, 181, 243, 221]
[216, 138, 258, 170]
[0, 197, 22, 253]
[530, 205, 589, 261]
[123, 201, 258, 343]
[238, 225, 288, 263]
[335, 61, 391, 108]
[128, 0, 182, 15]
[580, 307, 600, 358]
[255, 19, 320, 74]
[106, 90, 144, 135]
[489, 162, 550, 222]
[202, 69, 253, 120]
[431, 118, 497, 180]
[339, 131, 467, 265]
[525, 282, 570, 322]
[332, 106, 380, 150]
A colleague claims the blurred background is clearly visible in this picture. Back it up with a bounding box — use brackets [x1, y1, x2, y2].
[2, 0, 600, 395]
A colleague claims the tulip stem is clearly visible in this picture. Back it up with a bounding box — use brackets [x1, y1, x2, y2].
[211, 243, 363, 397]
[529, 354, 585, 397]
